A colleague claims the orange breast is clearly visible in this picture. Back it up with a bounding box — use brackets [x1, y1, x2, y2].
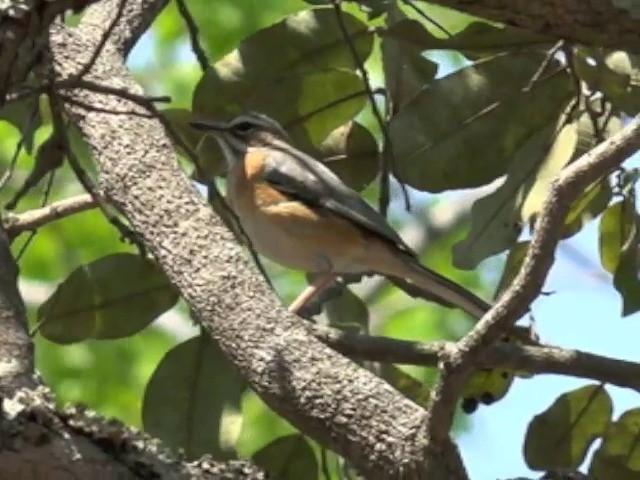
[225, 149, 368, 272]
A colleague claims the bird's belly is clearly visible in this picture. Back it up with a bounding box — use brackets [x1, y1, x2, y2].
[238, 201, 367, 273]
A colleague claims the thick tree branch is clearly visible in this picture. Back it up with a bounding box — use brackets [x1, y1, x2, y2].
[424, 119, 640, 441]
[424, 0, 640, 53]
[312, 325, 640, 391]
[47, 0, 468, 477]
[0, 0, 102, 99]
[0, 224, 34, 392]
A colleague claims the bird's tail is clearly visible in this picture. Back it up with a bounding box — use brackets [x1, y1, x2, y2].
[387, 255, 490, 320]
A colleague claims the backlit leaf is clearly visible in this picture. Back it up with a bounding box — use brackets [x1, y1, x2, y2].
[143, 333, 246, 460]
[524, 384, 612, 470]
[38, 253, 179, 344]
[252, 434, 318, 480]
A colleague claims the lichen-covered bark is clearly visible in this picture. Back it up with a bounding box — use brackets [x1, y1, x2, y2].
[430, 0, 640, 53]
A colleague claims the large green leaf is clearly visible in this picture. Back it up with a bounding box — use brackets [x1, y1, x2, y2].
[382, 4, 438, 111]
[38, 253, 179, 344]
[524, 384, 612, 470]
[192, 7, 373, 150]
[599, 201, 629, 274]
[143, 333, 246, 460]
[453, 119, 577, 269]
[382, 19, 554, 55]
[389, 52, 573, 192]
[252, 434, 318, 480]
[590, 408, 640, 479]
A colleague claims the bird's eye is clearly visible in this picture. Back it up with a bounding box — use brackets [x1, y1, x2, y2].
[233, 121, 254, 133]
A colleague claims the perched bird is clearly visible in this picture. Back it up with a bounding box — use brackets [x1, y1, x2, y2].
[190, 112, 490, 319]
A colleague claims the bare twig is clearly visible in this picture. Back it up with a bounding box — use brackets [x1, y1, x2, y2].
[175, 0, 209, 71]
[523, 40, 564, 91]
[329, 0, 409, 216]
[423, 119, 640, 441]
[401, 0, 452, 38]
[4, 193, 96, 236]
[0, 104, 39, 190]
[311, 324, 640, 391]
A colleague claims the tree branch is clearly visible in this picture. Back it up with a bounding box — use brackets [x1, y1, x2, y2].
[423, 0, 640, 53]
[47, 0, 468, 477]
[424, 119, 640, 442]
[312, 325, 640, 391]
[4, 193, 96, 236]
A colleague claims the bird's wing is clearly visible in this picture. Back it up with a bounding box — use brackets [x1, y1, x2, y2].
[261, 144, 414, 255]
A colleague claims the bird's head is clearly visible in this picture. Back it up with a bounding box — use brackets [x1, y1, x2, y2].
[190, 112, 290, 166]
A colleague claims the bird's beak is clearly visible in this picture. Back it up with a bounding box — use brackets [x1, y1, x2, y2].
[189, 119, 230, 132]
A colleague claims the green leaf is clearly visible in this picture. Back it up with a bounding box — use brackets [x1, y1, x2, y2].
[194, 68, 367, 151]
[192, 8, 373, 149]
[453, 118, 576, 269]
[324, 286, 369, 332]
[143, 333, 246, 460]
[0, 90, 41, 154]
[599, 201, 629, 274]
[564, 178, 612, 238]
[382, 4, 438, 111]
[38, 253, 179, 344]
[316, 121, 378, 191]
[590, 408, 640, 479]
[613, 204, 640, 317]
[382, 19, 554, 55]
[494, 241, 530, 300]
[524, 384, 612, 470]
[252, 434, 318, 480]
[389, 52, 573, 192]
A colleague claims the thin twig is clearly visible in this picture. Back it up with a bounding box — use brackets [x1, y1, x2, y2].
[0, 104, 39, 190]
[423, 119, 640, 441]
[16, 170, 57, 261]
[523, 40, 564, 91]
[49, 92, 146, 253]
[284, 87, 385, 129]
[329, 0, 409, 216]
[4, 193, 96, 236]
[401, 0, 452, 38]
[175, 0, 209, 71]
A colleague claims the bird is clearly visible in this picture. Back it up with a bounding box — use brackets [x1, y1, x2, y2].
[190, 112, 490, 319]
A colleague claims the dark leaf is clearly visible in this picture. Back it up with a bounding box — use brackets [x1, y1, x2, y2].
[590, 408, 640, 479]
[389, 52, 573, 193]
[382, 19, 554, 56]
[143, 333, 246, 460]
[382, 4, 438, 111]
[192, 8, 373, 153]
[316, 121, 378, 191]
[453, 118, 577, 269]
[324, 285, 369, 332]
[38, 253, 179, 344]
[252, 434, 318, 480]
[524, 384, 612, 470]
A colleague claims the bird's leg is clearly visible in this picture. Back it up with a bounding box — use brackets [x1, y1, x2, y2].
[288, 273, 337, 314]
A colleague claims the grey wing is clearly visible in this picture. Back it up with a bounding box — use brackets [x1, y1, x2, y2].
[262, 145, 414, 255]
